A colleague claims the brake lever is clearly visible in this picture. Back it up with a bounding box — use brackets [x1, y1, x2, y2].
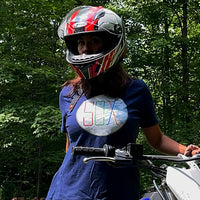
[83, 156, 116, 163]
[83, 150, 134, 168]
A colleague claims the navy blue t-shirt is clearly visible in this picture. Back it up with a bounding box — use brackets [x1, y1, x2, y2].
[46, 79, 158, 200]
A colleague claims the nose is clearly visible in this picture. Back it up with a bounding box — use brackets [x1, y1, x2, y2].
[82, 42, 91, 54]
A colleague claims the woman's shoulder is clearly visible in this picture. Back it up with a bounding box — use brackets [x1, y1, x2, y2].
[123, 78, 151, 100]
[60, 85, 73, 99]
[128, 78, 148, 90]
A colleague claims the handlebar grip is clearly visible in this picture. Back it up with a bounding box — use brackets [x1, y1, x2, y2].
[72, 146, 106, 156]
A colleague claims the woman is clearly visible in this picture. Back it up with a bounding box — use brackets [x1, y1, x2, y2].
[46, 6, 199, 200]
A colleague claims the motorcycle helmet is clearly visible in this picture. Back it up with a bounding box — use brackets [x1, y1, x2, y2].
[58, 6, 126, 79]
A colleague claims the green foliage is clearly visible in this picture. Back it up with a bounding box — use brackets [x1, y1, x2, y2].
[31, 106, 61, 138]
[0, 102, 65, 199]
[0, 0, 200, 199]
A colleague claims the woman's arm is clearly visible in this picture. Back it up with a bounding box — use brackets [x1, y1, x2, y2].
[142, 124, 199, 156]
[65, 133, 70, 153]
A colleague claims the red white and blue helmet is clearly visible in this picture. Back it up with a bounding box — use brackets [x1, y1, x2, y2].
[58, 6, 126, 79]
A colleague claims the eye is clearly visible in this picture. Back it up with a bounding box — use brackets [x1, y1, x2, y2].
[78, 39, 85, 46]
[91, 36, 102, 45]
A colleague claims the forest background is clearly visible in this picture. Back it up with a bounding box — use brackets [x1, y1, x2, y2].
[0, 0, 199, 199]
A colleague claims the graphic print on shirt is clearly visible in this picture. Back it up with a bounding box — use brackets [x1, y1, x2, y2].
[76, 95, 128, 136]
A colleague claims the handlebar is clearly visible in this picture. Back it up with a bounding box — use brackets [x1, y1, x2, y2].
[72, 143, 200, 164]
[71, 145, 115, 157]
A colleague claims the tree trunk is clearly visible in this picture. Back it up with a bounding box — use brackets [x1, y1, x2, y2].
[162, 0, 172, 130]
[182, 0, 190, 124]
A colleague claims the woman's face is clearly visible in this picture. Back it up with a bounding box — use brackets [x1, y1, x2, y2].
[77, 34, 104, 55]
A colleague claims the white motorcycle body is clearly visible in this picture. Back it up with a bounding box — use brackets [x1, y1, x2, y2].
[166, 154, 200, 200]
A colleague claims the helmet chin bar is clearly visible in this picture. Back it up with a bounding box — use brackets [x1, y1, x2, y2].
[71, 60, 101, 80]
[67, 52, 104, 65]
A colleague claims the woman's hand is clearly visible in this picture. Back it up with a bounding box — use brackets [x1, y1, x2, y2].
[184, 144, 200, 156]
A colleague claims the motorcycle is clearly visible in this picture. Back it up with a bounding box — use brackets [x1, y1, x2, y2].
[72, 143, 200, 200]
